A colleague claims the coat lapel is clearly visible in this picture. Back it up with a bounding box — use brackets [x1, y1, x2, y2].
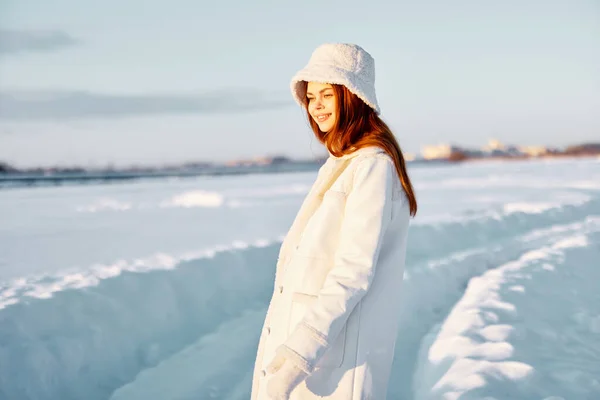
[275, 157, 352, 278]
[273, 147, 385, 284]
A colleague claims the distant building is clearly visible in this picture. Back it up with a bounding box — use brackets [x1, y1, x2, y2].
[224, 155, 292, 167]
[518, 146, 548, 157]
[421, 144, 454, 160]
[404, 153, 416, 162]
[482, 139, 522, 157]
[253, 156, 274, 165]
[421, 144, 485, 161]
[482, 139, 506, 152]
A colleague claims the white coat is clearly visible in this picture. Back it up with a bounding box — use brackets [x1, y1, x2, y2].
[251, 146, 411, 400]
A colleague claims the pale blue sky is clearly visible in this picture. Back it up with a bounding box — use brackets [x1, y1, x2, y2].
[0, 0, 598, 167]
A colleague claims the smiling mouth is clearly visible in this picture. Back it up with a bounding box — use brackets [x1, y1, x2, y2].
[315, 114, 331, 122]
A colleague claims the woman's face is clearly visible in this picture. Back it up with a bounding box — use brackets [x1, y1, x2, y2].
[306, 82, 338, 133]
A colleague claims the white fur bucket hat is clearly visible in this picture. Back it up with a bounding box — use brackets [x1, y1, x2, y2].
[290, 43, 380, 114]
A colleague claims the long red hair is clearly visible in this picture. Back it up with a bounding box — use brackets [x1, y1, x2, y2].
[301, 83, 417, 216]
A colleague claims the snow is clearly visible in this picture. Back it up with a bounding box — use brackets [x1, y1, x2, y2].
[160, 190, 225, 208]
[412, 218, 600, 399]
[1, 158, 599, 399]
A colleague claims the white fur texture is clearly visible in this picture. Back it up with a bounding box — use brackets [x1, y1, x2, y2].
[290, 43, 380, 114]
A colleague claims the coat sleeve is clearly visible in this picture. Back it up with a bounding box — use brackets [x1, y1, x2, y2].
[279, 155, 395, 373]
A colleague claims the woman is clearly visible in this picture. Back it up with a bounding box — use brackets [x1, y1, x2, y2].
[251, 43, 417, 400]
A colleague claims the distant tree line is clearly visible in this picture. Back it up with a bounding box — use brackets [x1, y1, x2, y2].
[0, 162, 17, 173]
[564, 143, 600, 155]
[2, 142, 599, 174]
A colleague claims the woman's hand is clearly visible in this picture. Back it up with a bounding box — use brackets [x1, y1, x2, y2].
[266, 350, 308, 400]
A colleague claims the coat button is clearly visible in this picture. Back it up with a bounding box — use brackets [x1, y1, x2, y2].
[279, 286, 284, 294]
[261, 369, 266, 377]
[266, 327, 271, 335]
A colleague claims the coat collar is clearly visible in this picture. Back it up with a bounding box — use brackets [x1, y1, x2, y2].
[328, 146, 385, 161]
